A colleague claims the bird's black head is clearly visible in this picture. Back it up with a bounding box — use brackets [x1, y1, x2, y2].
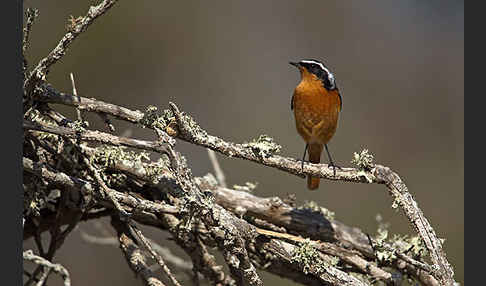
[289, 59, 337, 91]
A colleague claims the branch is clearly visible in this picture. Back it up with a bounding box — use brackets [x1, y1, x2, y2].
[24, 0, 119, 97]
[22, 157, 180, 217]
[23, 120, 169, 154]
[22, 8, 39, 79]
[27, 85, 455, 284]
[110, 219, 167, 286]
[23, 250, 71, 286]
[207, 149, 228, 188]
[202, 178, 438, 285]
[127, 222, 183, 286]
[168, 101, 455, 285]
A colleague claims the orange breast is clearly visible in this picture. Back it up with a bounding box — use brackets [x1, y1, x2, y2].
[293, 77, 341, 144]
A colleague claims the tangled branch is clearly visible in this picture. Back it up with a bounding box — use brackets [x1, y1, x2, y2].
[22, 1, 456, 286]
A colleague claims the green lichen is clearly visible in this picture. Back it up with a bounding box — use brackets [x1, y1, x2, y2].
[373, 214, 396, 262]
[298, 200, 335, 221]
[392, 234, 428, 258]
[94, 145, 150, 168]
[325, 255, 340, 267]
[291, 238, 326, 274]
[139, 105, 167, 130]
[23, 180, 59, 217]
[351, 149, 375, 171]
[93, 145, 173, 185]
[144, 157, 171, 183]
[243, 135, 281, 158]
[72, 120, 89, 132]
[373, 214, 428, 263]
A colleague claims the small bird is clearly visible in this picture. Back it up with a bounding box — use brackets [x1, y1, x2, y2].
[290, 59, 342, 190]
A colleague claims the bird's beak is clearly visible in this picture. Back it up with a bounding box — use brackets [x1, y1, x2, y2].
[289, 61, 300, 68]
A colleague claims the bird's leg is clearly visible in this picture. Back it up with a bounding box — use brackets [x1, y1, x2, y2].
[325, 144, 341, 176]
[301, 143, 308, 172]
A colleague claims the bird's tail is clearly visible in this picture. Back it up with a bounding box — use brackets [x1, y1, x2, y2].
[307, 143, 323, 190]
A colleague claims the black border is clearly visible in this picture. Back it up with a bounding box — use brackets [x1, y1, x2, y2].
[2, 0, 23, 285]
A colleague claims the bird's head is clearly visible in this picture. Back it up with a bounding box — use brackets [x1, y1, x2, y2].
[290, 59, 337, 91]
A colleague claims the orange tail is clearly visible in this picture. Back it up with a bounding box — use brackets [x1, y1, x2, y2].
[307, 143, 323, 190]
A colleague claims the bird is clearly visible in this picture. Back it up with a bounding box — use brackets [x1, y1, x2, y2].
[290, 59, 342, 190]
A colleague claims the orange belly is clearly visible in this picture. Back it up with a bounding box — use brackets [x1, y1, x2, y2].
[293, 80, 341, 144]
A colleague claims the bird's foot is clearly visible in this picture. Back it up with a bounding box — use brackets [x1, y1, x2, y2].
[301, 159, 307, 173]
[329, 162, 342, 177]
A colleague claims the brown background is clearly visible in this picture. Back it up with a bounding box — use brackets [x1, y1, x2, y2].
[23, 0, 464, 285]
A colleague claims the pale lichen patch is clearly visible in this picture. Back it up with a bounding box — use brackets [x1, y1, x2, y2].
[242, 135, 282, 158]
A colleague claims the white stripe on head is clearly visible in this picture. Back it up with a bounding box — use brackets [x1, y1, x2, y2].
[300, 60, 335, 89]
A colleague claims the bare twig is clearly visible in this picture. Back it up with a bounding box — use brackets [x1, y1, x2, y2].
[22, 8, 39, 80]
[69, 73, 83, 122]
[35, 84, 144, 124]
[110, 219, 167, 286]
[24, 0, 119, 97]
[207, 149, 227, 188]
[127, 222, 183, 286]
[34, 267, 50, 286]
[80, 231, 193, 271]
[23, 250, 71, 286]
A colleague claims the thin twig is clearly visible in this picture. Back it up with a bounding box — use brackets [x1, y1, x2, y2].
[34, 267, 51, 286]
[23, 250, 71, 286]
[207, 149, 227, 188]
[24, 0, 119, 96]
[22, 8, 39, 81]
[69, 73, 83, 122]
[111, 220, 167, 286]
[127, 222, 183, 286]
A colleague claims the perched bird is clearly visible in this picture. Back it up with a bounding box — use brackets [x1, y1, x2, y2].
[290, 59, 342, 190]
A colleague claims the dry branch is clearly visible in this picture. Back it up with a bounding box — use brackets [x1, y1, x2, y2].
[22, 1, 456, 285]
[32, 85, 454, 284]
[24, 0, 119, 97]
[23, 250, 71, 286]
[127, 222, 183, 286]
[111, 219, 167, 286]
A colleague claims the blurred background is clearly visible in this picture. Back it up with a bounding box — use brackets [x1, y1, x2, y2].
[23, 0, 464, 285]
